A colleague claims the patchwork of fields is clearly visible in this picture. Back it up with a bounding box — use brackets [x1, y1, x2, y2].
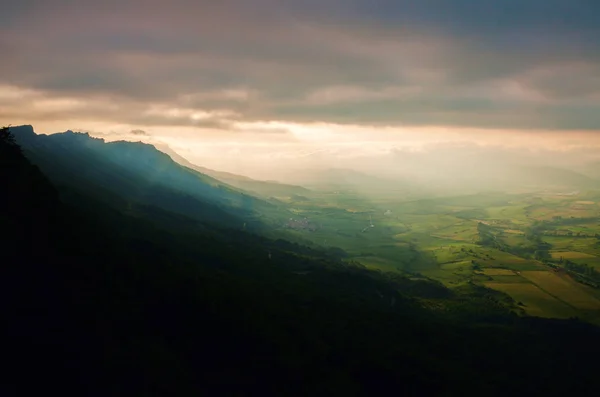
[484, 282, 575, 318]
[282, 190, 600, 323]
[482, 269, 600, 321]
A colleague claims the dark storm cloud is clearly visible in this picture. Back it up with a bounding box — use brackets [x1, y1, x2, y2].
[1, 0, 599, 130]
[345, 0, 600, 85]
[355, 0, 600, 37]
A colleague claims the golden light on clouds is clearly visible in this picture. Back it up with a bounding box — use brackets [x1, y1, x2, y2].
[1, 0, 599, 180]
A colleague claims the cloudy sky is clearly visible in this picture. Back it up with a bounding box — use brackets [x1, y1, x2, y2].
[2, 0, 600, 177]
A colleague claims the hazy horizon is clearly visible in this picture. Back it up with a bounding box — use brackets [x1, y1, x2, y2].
[2, 1, 600, 182]
[4, 3, 600, 392]
[10, 124, 600, 200]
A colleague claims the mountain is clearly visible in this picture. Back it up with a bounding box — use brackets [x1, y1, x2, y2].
[277, 167, 410, 191]
[382, 162, 600, 195]
[271, 167, 424, 201]
[10, 125, 284, 230]
[508, 165, 599, 190]
[155, 142, 312, 198]
[4, 125, 600, 396]
[575, 160, 600, 180]
[441, 164, 598, 192]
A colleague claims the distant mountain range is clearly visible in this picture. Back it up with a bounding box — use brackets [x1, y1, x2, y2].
[271, 167, 422, 198]
[154, 143, 311, 198]
[378, 162, 600, 195]
[13, 125, 600, 208]
[510, 165, 599, 189]
[576, 160, 600, 180]
[5, 124, 600, 396]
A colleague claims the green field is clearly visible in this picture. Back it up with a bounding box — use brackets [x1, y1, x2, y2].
[355, 256, 405, 273]
[277, 188, 600, 323]
[482, 268, 516, 276]
[550, 251, 596, 259]
[520, 271, 600, 310]
[484, 282, 576, 318]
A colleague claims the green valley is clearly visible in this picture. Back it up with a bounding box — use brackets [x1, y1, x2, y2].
[270, 188, 600, 323]
[5, 125, 600, 396]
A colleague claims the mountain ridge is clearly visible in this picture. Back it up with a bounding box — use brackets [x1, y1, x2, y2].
[9, 125, 281, 231]
[154, 142, 313, 198]
[4, 124, 600, 396]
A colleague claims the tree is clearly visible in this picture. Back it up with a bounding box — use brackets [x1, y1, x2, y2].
[0, 125, 16, 145]
[0, 126, 23, 157]
[534, 250, 551, 261]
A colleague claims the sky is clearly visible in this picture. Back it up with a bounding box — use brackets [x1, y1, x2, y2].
[1, 0, 600, 178]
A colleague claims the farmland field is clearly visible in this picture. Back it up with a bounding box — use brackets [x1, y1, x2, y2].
[282, 188, 600, 323]
[550, 251, 596, 259]
[484, 282, 576, 318]
[482, 268, 516, 276]
[520, 271, 600, 310]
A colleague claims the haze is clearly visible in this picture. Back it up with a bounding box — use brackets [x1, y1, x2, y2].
[2, 0, 599, 183]
[4, 4, 600, 392]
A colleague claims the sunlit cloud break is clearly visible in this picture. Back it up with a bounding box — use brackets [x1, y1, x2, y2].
[1, 0, 600, 178]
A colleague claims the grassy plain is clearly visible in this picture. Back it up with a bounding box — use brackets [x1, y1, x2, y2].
[482, 268, 516, 276]
[484, 282, 576, 318]
[521, 271, 600, 310]
[278, 188, 600, 322]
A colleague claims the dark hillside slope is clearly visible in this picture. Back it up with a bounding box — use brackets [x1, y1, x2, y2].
[2, 126, 600, 396]
[10, 125, 277, 230]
